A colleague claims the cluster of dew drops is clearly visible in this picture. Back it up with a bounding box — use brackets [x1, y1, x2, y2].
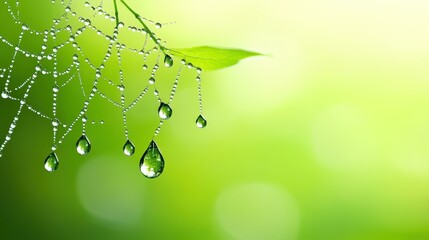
[0, 0, 208, 178]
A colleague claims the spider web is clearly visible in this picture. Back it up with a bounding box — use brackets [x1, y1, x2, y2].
[0, 0, 206, 166]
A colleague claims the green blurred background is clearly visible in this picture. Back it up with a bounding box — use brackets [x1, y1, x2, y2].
[1, 0, 429, 239]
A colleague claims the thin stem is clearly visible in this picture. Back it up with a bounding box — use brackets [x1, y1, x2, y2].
[119, 0, 166, 54]
[113, 0, 119, 26]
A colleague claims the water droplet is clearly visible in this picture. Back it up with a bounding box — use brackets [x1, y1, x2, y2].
[52, 118, 60, 127]
[148, 77, 155, 85]
[53, 84, 59, 92]
[84, 19, 91, 26]
[158, 102, 172, 120]
[1, 91, 9, 99]
[140, 141, 164, 178]
[44, 152, 59, 172]
[164, 55, 173, 68]
[142, 64, 148, 70]
[155, 22, 162, 29]
[196, 115, 207, 128]
[76, 135, 91, 155]
[123, 140, 135, 156]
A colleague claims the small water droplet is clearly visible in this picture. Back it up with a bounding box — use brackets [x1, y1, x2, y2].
[196, 115, 207, 128]
[123, 140, 136, 156]
[155, 22, 162, 29]
[52, 118, 60, 127]
[53, 85, 60, 93]
[84, 19, 91, 26]
[76, 135, 91, 155]
[148, 77, 155, 85]
[164, 55, 173, 67]
[158, 102, 172, 120]
[1, 91, 9, 99]
[44, 152, 59, 172]
[140, 141, 164, 178]
[142, 64, 148, 70]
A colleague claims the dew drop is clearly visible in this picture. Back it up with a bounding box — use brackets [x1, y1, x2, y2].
[142, 64, 148, 70]
[44, 152, 59, 172]
[164, 54, 173, 68]
[148, 77, 155, 85]
[52, 118, 60, 127]
[140, 141, 164, 178]
[155, 22, 162, 29]
[123, 140, 135, 156]
[76, 135, 91, 155]
[84, 19, 91, 26]
[158, 102, 172, 120]
[1, 91, 9, 99]
[196, 115, 207, 128]
[53, 84, 59, 92]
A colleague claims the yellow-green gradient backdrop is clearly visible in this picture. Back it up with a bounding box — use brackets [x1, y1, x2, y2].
[1, 0, 429, 239]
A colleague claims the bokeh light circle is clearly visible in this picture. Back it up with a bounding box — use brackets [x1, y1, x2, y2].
[215, 183, 300, 240]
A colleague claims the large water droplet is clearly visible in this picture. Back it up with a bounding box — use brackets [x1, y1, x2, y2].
[140, 141, 164, 178]
[164, 55, 173, 68]
[76, 135, 91, 155]
[196, 115, 207, 128]
[123, 140, 135, 156]
[158, 102, 173, 120]
[44, 152, 59, 172]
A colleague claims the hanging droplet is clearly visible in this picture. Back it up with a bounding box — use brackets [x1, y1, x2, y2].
[76, 134, 91, 155]
[44, 152, 59, 172]
[123, 140, 136, 156]
[158, 102, 173, 120]
[140, 141, 164, 178]
[53, 84, 59, 93]
[196, 115, 207, 128]
[164, 54, 173, 68]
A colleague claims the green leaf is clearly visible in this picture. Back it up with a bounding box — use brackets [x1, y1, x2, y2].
[168, 46, 261, 71]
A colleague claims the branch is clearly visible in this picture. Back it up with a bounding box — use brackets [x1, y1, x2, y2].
[119, 0, 166, 54]
[113, 0, 119, 26]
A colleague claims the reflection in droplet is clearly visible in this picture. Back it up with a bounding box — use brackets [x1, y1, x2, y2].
[140, 141, 164, 178]
[44, 152, 59, 172]
[164, 54, 173, 68]
[158, 102, 172, 120]
[123, 140, 136, 156]
[76, 135, 91, 155]
[196, 115, 207, 128]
